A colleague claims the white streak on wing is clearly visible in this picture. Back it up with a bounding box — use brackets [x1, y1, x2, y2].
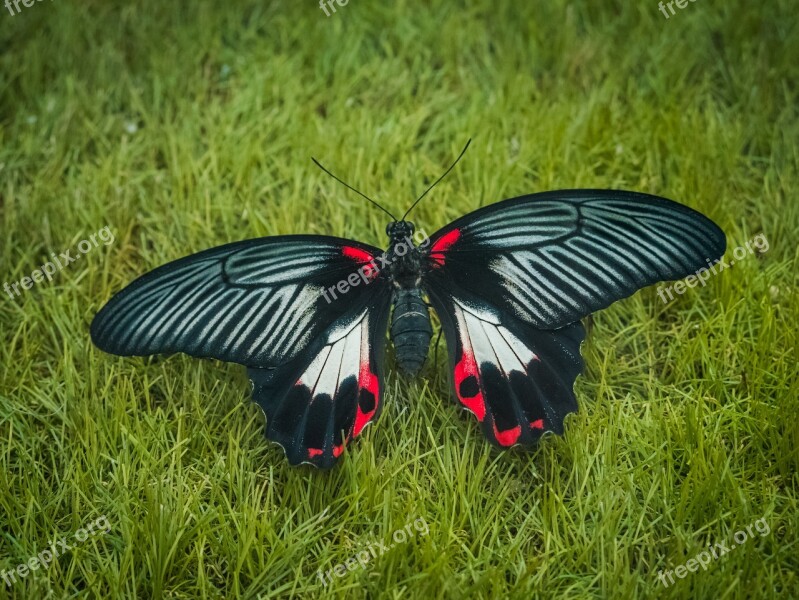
[359, 313, 370, 365]
[565, 238, 628, 285]
[119, 265, 210, 338]
[544, 247, 607, 300]
[481, 321, 526, 374]
[268, 285, 322, 353]
[298, 345, 331, 389]
[195, 289, 246, 341]
[227, 244, 336, 284]
[516, 250, 585, 312]
[223, 291, 272, 353]
[456, 312, 471, 358]
[125, 270, 215, 347]
[471, 204, 576, 246]
[454, 298, 537, 373]
[213, 293, 261, 351]
[449, 303, 474, 359]
[490, 254, 570, 318]
[241, 255, 330, 284]
[315, 339, 346, 399]
[462, 310, 495, 366]
[451, 305, 474, 364]
[475, 232, 563, 247]
[338, 321, 362, 387]
[497, 325, 537, 365]
[246, 285, 298, 355]
[298, 311, 365, 394]
[486, 255, 542, 317]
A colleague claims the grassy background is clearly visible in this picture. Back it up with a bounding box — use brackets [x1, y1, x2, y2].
[1, 0, 797, 598]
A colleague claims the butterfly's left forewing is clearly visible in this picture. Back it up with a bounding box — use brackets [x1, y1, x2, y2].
[91, 235, 385, 368]
[91, 234, 391, 467]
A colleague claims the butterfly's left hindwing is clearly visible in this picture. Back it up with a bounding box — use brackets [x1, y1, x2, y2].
[248, 294, 391, 468]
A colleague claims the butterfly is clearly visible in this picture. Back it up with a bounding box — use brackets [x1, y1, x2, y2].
[90, 140, 726, 468]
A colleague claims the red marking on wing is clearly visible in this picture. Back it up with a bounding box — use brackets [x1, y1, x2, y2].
[429, 228, 461, 267]
[530, 419, 544, 430]
[343, 246, 379, 281]
[309, 439, 349, 460]
[362, 264, 379, 281]
[493, 424, 521, 446]
[454, 346, 486, 421]
[354, 358, 379, 436]
[342, 246, 374, 263]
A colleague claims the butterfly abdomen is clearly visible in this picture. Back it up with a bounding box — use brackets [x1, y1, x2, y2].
[390, 288, 432, 375]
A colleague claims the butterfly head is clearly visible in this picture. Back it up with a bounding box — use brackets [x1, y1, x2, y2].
[386, 220, 415, 242]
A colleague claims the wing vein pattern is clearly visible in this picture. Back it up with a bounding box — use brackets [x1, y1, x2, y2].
[91, 235, 385, 367]
[425, 190, 726, 329]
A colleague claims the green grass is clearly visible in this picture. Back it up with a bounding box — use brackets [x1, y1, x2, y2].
[1, 1, 798, 598]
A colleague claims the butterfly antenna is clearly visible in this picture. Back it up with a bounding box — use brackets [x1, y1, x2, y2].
[402, 138, 471, 221]
[312, 157, 397, 221]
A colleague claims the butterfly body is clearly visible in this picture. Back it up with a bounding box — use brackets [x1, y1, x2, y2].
[390, 287, 433, 376]
[92, 186, 726, 468]
[384, 220, 425, 289]
[382, 220, 434, 375]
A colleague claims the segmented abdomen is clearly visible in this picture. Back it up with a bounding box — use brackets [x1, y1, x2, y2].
[390, 288, 432, 375]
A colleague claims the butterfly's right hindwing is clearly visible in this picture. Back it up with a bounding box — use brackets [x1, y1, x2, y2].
[427, 286, 585, 447]
[421, 189, 724, 448]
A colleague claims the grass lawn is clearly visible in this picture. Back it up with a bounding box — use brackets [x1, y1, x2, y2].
[1, 0, 797, 598]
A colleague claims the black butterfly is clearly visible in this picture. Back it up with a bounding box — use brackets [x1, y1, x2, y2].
[91, 141, 726, 468]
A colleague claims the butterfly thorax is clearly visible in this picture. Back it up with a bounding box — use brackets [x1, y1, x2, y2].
[384, 221, 424, 289]
[385, 221, 432, 375]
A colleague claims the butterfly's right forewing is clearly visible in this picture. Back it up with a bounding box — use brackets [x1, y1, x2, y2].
[425, 190, 726, 330]
[422, 190, 726, 447]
